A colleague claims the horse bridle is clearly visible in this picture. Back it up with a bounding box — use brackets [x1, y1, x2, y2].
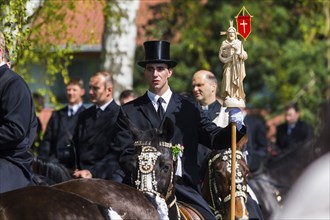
[133, 141, 179, 218]
[207, 149, 248, 220]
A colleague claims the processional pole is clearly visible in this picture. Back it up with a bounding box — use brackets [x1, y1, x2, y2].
[218, 5, 252, 220]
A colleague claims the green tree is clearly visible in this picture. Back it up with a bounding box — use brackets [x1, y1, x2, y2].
[139, 0, 329, 131]
[0, 0, 78, 104]
[1, 0, 137, 104]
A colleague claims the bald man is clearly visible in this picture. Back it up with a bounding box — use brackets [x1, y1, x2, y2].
[193, 70, 218, 106]
[192, 70, 229, 178]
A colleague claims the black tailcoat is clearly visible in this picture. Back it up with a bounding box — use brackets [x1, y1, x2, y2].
[113, 92, 246, 218]
[0, 65, 38, 193]
[197, 100, 223, 178]
[39, 105, 85, 168]
[73, 101, 123, 182]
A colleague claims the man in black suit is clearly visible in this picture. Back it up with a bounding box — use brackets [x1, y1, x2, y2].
[72, 72, 123, 182]
[276, 102, 314, 154]
[113, 41, 246, 219]
[39, 77, 86, 169]
[0, 32, 38, 193]
[192, 70, 229, 179]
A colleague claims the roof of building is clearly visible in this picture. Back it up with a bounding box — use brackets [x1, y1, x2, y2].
[36, 0, 169, 49]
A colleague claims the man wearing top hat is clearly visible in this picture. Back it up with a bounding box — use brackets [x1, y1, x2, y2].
[112, 40, 246, 219]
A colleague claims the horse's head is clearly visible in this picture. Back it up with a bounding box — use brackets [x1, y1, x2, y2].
[128, 118, 178, 219]
[202, 149, 249, 220]
[133, 140, 175, 199]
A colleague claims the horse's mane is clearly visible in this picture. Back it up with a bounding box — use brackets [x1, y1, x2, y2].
[261, 137, 316, 193]
[267, 138, 316, 167]
[32, 157, 73, 185]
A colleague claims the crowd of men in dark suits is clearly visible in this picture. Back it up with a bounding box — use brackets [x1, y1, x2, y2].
[1, 36, 314, 219]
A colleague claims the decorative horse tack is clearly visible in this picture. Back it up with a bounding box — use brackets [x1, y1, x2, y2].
[134, 141, 173, 149]
[205, 149, 248, 220]
[220, 149, 247, 203]
[134, 141, 183, 195]
[133, 141, 196, 220]
[134, 141, 177, 220]
[134, 141, 173, 194]
[135, 145, 162, 194]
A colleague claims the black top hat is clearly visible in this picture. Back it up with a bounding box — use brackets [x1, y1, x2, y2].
[137, 40, 177, 68]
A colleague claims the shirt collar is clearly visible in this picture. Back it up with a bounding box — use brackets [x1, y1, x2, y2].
[201, 105, 208, 111]
[68, 102, 83, 115]
[288, 123, 296, 129]
[97, 99, 113, 111]
[147, 88, 172, 111]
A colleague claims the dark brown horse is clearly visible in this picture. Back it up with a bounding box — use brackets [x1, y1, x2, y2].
[201, 148, 250, 220]
[0, 186, 116, 220]
[53, 178, 159, 219]
[31, 156, 160, 219]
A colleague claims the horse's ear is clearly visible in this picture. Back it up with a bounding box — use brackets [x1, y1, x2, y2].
[120, 113, 143, 140]
[161, 117, 174, 142]
[237, 134, 248, 151]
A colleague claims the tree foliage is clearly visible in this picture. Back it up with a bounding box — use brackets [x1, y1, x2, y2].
[0, 0, 79, 105]
[1, 0, 130, 105]
[138, 0, 329, 130]
[1, 0, 328, 132]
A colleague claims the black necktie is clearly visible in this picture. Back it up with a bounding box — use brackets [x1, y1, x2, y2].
[69, 108, 74, 117]
[96, 108, 102, 119]
[287, 125, 293, 135]
[157, 97, 165, 120]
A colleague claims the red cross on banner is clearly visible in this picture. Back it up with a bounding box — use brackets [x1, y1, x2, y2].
[236, 6, 253, 40]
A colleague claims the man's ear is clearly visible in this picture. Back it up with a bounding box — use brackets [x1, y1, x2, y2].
[107, 85, 113, 95]
[80, 88, 86, 96]
[167, 68, 173, 78]
[211, 83, 217, 93]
